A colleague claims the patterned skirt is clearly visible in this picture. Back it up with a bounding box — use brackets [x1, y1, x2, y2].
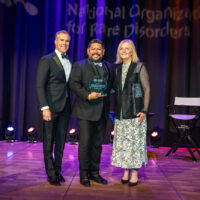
[112, 118, 147, 169]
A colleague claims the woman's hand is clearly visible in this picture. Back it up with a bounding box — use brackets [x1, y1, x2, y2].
[137, 112, 146, 123]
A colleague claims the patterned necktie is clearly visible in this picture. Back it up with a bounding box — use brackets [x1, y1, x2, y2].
[61, 53, 68, 59]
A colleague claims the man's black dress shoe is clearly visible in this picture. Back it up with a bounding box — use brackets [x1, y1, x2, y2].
[121, 179, 129, 184]
[48, 179, 61, 186]
[90, 174, 108, 184]
[57, 174, 65, 182]
[80, 178, 91, 187]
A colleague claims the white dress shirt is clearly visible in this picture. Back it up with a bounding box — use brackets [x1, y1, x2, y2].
[55, 49, 72, 82]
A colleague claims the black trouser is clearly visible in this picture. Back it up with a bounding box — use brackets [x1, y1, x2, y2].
[43, 103, 70, 180]
[78, 117, 106, 179]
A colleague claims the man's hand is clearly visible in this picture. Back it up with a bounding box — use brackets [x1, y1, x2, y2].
[88, 92, 104, 100]
[137, 112, 146, 123]
[43, 109, 51, 121]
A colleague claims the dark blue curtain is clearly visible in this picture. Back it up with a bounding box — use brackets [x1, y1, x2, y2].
[0, 0, 200, 145]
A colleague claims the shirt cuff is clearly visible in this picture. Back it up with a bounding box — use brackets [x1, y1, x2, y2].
[41, 106, 49, 111]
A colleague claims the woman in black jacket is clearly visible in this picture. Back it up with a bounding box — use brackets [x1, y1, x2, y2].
[112, 39, 150, 186]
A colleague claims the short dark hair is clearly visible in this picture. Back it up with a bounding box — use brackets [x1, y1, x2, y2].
[55, 30, 70, 40]
[88, 39, 104, 48]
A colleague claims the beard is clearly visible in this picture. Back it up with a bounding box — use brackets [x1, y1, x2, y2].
[89, 54, 103, 62]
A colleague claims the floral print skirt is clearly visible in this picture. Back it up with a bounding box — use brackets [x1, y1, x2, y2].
[112, 118, 147, 169]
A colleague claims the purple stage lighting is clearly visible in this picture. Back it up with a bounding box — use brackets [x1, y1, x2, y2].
[5, 126, 15, 142]
[151, 131, 159, 137]
[27, 126, 37, 143]
[69, 128, 78, 145]
[69, 128, 76, 134]
[110, 130, 114, 143]
[150, 131, 160, 148]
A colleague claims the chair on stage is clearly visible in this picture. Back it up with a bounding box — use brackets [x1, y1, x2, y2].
[166, 97, 200, 161]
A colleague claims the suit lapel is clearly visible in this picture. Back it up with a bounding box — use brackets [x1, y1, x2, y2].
[88, 59, 99, 76]
[102, 61, 109, 81]
[52, 53, 64, 69]
[52, 52, 66, 82]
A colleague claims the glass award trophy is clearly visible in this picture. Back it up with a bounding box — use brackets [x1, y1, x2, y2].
[89, 76, 107, 96]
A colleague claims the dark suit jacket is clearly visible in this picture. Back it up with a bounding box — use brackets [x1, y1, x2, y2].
[36, 52, 70, 113]
[69, 59, 114, 121]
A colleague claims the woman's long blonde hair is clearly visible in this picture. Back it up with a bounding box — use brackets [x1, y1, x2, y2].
[115, 39, 139, 64]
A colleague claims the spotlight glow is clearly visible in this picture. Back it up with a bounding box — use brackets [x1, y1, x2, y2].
[27, 126, 37, 143]
[7, 126, 14, 131]
[151, 131, 159, 137]
[150, 130, 160, 148]
[69, 128, 78, 144]
[28, 127, 35, 132]
[69, 128, 76, 134]
[7, 152, 13, 157]
[5, 126, 15, 142]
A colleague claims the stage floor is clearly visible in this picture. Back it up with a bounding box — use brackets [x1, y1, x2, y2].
[0, 141, 200, 200]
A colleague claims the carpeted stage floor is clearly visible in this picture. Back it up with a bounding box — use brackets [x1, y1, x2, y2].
[0, 141, 200, 200]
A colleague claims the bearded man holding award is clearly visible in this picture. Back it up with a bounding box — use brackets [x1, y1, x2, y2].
[69, 39, 114, 187]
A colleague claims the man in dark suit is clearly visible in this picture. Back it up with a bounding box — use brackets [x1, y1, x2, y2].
[36, 30, 71, 186]
[69, 39, 114, 187]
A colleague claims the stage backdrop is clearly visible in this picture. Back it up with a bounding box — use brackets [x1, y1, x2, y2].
[0, 0, 200, 145]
